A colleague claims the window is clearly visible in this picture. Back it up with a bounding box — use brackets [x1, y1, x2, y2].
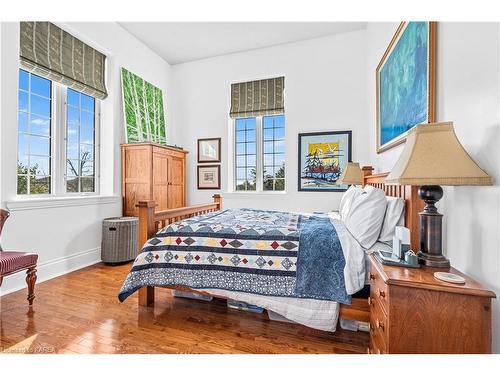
[17, 69, 52, 194]
[234, 114, 285, 192]
[17, 69, 100, 196]
[66, 89, 96, 193]
[262, 115, 285, 191]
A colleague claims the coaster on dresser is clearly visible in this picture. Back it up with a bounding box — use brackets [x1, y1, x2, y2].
[434, 272, 466, 284]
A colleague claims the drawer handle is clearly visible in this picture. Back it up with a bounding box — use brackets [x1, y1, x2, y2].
[376, 319, 385, 331]
[378, 288, 385, 298]
[369, 273, 376, 280]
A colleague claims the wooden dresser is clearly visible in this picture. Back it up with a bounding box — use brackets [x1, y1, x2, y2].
[368, 252, 495, 354]
[121, 143, 188, 217]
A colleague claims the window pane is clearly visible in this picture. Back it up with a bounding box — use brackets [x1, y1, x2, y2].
[236, 168, 246, 179]
[275, 140, 285, 154]
[246, 143, 256, 154]
[263, 128, 273, 141]
[263, 154, 273, 166]
[66, 177, 79, 192]
[66, 88, 98, 193]
[31, 74, 51, 98]
[30, 94, 51, 117]
[236, 131, 246, 143]
[19, 70, 29, 91]
[236, 143, 245, 155]
[274, 127, 285, 140]
[81, 164, 94, 177]
[68, 89, 80, 107]
[235, 119, 246, 132]
[263, 141, 273, 154]
[246, 155, 256, 166]
[18, 91, 28, 112]
[30, 135, 50, 156]
[18, 112, 28, 133]
[18, 134, 29, 155]
[81, 177, 95, 192]
[261, 115, 286, 191]
[17, 69, 52, 195]
[81, 94, 95, 112]
[30, 175, 50, 194]
[275, 153, 285, 166]
[30, 114, 50, 136]
[30, 156, 50, 176]
[236, 156, 245, 167]
[17, 176, 28, 194]
[80, 143, 94, 161]
[67, 160, 79, 177]
[246, 130, 256, 142]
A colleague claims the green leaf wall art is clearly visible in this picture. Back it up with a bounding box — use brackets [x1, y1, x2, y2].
[120, 68, 166, 144]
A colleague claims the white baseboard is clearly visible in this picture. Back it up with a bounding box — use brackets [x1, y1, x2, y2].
[0, 247, 101, 296]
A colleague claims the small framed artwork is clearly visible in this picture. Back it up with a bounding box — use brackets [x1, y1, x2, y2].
[376, 21, 436, 153]
[197, 165, 221, 190]
[198, 138, 221, 163]
[298, 131, 352, 192]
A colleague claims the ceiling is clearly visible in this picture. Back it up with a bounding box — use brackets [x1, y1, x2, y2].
[119, 22, 366, 65]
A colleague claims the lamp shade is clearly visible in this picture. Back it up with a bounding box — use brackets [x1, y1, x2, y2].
[336, 162, 363, 185]
[386, 122, 492, 186]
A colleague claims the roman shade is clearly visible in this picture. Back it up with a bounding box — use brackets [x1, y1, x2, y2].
[20, 22, 108, 99]
[230, 77, 284, 118]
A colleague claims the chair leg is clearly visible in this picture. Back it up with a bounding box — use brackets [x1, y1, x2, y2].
[26, 267, 37, 306]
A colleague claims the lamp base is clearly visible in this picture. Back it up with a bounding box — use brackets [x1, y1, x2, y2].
[418, 185, 451, 269]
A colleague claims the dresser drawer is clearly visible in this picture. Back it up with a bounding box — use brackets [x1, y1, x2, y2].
[369, 294, 388, 351]
[369, 265, 389, 314]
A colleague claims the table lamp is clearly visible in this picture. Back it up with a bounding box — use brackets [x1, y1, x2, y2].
[336, 162, 363, 186]
[385, 122, 492, 267]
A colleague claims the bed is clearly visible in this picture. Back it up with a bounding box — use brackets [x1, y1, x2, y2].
[118, 166, 423, 331]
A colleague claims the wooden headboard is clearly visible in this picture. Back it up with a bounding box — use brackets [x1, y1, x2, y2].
[362, 166, 423, 251]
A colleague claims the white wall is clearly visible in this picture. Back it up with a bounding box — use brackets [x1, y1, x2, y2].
[0, 22, 172, 294]
[171, 30, 369, 212]
[366, 22, 500, 353]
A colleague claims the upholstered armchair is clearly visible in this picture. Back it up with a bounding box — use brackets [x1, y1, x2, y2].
[0, 208, 38, 305]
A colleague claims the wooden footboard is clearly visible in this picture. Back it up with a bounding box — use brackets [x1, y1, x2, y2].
[136, 194, 223, 306]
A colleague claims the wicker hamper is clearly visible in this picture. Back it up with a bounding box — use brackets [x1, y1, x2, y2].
[101, 217, 138, 264]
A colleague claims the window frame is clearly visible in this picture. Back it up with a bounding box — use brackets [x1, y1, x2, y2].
[232, 114, 285, 193]
[17, 68, 101, 198]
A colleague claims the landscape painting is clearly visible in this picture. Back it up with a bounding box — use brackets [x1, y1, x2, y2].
[121, 67, 166, 144]
[298, 131, 352, 192]
[376, 21, 436, 153]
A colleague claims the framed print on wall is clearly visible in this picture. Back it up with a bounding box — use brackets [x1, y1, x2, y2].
[198, 138, 221, 163]
[298, 131, 352, 192]
[197, 165, 221, 190]
[121, 67, 167, 145]
[376, 21, 436, 153]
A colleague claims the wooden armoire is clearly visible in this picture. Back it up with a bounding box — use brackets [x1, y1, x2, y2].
[121, 143, 188, 217]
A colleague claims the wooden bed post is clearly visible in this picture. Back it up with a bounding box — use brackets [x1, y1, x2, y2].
[137, 200, 156, 307]
[212, 194, 223, 210]
[361, 166, 374, 186]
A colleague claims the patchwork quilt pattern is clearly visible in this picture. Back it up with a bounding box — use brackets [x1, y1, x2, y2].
[118, 208, 350, 303]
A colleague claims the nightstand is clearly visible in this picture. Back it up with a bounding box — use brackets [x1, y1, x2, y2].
[367, 252, 495, 354]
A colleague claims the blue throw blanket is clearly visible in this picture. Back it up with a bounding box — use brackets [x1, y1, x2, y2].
[118, 209, 350, 304]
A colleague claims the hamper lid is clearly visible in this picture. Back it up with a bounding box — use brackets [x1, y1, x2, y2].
[103, 217, 138, 223]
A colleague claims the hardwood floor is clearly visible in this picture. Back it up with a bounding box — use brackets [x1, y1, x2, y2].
[0, 262, 368, 354]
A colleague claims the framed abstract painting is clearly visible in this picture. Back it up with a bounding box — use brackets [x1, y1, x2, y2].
[376, 21, 436, 153]
[297, 131, 352, 192]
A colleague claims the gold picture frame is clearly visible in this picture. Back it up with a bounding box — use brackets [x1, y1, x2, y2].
[376, 22, 437, 153]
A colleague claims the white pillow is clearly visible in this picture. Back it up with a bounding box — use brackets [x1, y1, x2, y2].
[339, 185, 363, 220]
[344, 185, 387, 249]
[378, 196, 405, 243]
